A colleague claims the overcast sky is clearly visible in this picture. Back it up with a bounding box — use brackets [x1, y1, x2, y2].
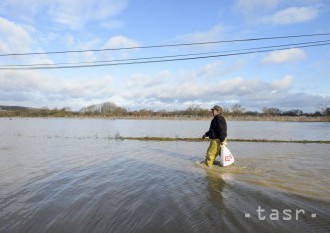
[0, 0, 329, 112]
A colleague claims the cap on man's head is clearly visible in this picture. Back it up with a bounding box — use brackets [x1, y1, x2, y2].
[211, 105, 223, 112]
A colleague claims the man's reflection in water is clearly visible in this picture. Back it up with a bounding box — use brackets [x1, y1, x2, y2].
[205, 168, 226, 209]
[200, 167, 228, 231]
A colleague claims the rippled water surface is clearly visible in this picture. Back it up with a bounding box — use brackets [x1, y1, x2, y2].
[0, 118, 329, 233]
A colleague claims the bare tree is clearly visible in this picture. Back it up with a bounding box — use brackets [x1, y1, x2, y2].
[231, 104, 245, 116]
[262, 107, 281, 116]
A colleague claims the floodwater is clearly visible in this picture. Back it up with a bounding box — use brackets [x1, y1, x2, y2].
[0, 118, 329, 233]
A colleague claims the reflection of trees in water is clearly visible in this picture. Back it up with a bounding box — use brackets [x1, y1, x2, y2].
[205, 169, 226, 208]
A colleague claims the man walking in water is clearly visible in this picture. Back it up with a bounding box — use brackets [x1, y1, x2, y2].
[202, 105, 227, 166]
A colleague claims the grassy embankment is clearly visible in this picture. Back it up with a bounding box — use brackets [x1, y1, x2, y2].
[111, 136, 330, 144]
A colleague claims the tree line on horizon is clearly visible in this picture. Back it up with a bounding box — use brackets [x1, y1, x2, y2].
[1, 102, 329, 121]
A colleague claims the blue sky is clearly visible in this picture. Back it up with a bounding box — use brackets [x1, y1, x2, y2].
[0, 0, 329, 112]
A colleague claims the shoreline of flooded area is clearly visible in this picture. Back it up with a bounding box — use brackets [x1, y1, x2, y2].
[1, 119, 329, 232]
[1, 115, 328, 122]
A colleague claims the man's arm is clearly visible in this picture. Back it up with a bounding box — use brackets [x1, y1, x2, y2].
[202, 122, 212, 139]
[202, 130, 210, 139]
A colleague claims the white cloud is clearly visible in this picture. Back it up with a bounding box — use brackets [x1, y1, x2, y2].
[271, 75, 293, 89]
[64, 36, 100, 63]
[0, 17, 33, 54]
[119, 64, 330, 111]
[0, 17, 57, 66]
[199, 60, 245, 78]
[234, 0, 282, 15]
[262, 48, 306, 64]
[234, 1, 321, 26]
[260, 6, 319, 24]
[126, 70, 170, 89]
[0, 70, 114, 106]
[123, 73, 283, 104]
[200, 61, 224, 78]
[103, 36, 139, 49]
[175, 24, 227, 50]
[1, 67, 328, 111]
[101, 36, 140, 60]
[0, 0, 128, 29]
[0, 0, 44, 22]
[48, 0, 128, 29]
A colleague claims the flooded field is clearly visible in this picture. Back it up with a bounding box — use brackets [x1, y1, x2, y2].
[0, 118, 329, 232]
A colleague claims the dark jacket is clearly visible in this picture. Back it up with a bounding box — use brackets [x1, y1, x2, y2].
[204, 114, 227, 142]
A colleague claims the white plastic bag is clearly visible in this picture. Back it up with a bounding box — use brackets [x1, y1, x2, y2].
[219, 144, 235, 166]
